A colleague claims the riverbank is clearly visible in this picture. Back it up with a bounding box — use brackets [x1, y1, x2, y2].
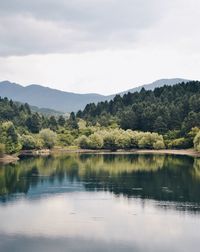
[0, 155, 19, 164]
[1, 148, 200, 164]
[52, 147, 200, 157]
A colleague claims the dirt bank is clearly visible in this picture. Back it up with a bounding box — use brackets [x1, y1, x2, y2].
[0, 155, 19, 164]
[52, 147, 200, 157]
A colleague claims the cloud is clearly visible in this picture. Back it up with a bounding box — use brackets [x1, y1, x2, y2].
[0, 0, 170, 56]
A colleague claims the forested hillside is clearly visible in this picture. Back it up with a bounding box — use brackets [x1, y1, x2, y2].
[77, 81, 200, 134]
[0, 97, 66, 133]
[2, 81, 200, 156]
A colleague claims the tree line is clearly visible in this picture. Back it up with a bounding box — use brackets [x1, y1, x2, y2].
[77, 81, 200, 134]
[1, 81, 200, 155]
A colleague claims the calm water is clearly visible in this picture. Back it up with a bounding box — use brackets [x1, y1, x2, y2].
[0, 153, 200, 252]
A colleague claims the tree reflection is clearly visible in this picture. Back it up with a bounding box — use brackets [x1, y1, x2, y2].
[0, 154, 199, 211]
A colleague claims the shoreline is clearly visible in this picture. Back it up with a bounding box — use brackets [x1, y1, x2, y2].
[51, 147, 200, 157]
[1, 148, 200, 164]
[0, 155, 19, 164]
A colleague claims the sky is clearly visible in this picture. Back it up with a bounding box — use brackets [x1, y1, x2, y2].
[0, 0, 200, 95]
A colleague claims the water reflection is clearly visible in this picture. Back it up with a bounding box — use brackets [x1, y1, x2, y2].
[0, 154, 199, 208]
[0, 154, 200, 252]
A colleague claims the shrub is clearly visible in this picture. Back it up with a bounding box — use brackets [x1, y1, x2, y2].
[138, 132, 164, 149]
[168, 137, 191, 149]
[0, 144, 5, 157]
[115, 131, 131, 149]
[153, 140, 165, 150]
[194, 132, 200, 151]
[39, 129, 57, 149]
[77, 135, 89, 149]
[77, 129, 166, 151]
[126, 130, 140, 148]
[21, 135, 38, 150]
[1, 122, 22, 154]
[58, 133, 74, 146]
[103, 132, 118, 151]
[88, 133, 103, 149]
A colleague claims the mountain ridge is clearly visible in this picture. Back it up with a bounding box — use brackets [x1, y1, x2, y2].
[0, 78, 191, 112]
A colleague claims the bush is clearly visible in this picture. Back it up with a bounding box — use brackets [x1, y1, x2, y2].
[194, 132, 200, 151]
[168, 137, 191, 149]
[58, 133, 74, 146]
[115, 131, 131, 149]
[0, 122, 22, 154]
[103, 132, 118, 151]
[21, 135, 38, 150]
[77, 128, 166, 151]
[0, 144, 5, 157]
[77, 135, 89, 149]
[153, 140, 165, 150]
[88, 133, 103, 149]
[138, 132, 164, 149]
[39, 129, 57, 149]
[126, 130, 140, 148]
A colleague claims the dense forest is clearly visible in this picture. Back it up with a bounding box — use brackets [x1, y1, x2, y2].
[0, 97, 70, 154]
[1, 81, 200, 155]
[0, 97, 68, 133]
[77, 81, 200, 134]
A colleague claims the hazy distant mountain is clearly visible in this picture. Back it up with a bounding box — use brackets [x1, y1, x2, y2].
[29, 105, 64, 117]
[15, 101, 64, 117]
[0, 78, 190, 112]
[117, 78, 190, 96]
[0, 81, 107, 112]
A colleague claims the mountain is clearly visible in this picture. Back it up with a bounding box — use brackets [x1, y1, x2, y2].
[0, 78, 190, 112]
[15, 101, 64, 117]
[0, 81, 107, 112]
[15, 102, 64, 117]
[29, 106, 64, 117]
[117, 78, 191, 96]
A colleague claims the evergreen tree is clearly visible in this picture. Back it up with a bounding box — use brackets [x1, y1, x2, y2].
[26, 114, 41, 133]
[58, 115, 66, 126]
[48, 116, 58, 131]
[68, 112, 78, 129]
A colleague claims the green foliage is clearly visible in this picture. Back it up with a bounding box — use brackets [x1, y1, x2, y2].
[2, 82, 200, 154]
[0, 122, 21, 154]
[58, 115, 66, 126]
[194, 132, 200, 151]
[182, 112, 200, 133]
[103, 132, 118, 151]
[153, 140, 165, 150]
[67, 112, 78, 129]
[77, 135, 89, 149]
[153, 116, 167, 134]
[164, 130, 181, 140]
[119, 109, 138, 130]
[0, 144, 5, 157]
[138, 132, 165, 149]
[77, 128, 165, 151]
[26, 114, 41, 133]
[115, 131, 131, 149]
[77, 81, 200, 134]
[39, 129, 57, 149]
[48, 116, 58, 131]
[20, 134, 42, 150]
[58, 132, 74, 146]
[0, 97, 65, 134]
[87, 133, 104, 149]
[167, 138, 191, 149]
[188, 127, 200, 140]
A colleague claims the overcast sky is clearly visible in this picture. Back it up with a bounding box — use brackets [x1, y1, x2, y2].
[0, 0, 199, 94]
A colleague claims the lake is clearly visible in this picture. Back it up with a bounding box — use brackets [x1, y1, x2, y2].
[0, 153, 200, 252]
